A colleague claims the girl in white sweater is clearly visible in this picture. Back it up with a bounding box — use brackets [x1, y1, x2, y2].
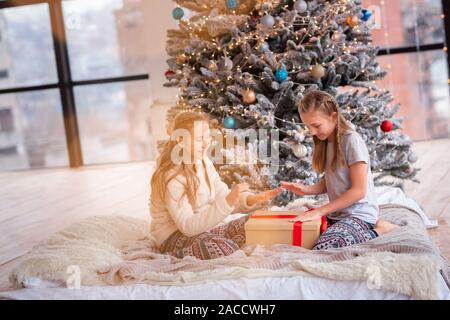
[150, 112, 280, 260]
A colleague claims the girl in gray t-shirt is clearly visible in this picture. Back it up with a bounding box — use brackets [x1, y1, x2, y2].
[281, 90, 398, 250]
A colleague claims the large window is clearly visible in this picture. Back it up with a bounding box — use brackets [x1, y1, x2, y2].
[0, 0, 153, 170]
[0, 0, 449, 171]
[363, 0, 450, 140]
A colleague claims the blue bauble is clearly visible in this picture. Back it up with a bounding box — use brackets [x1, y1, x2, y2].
[172, 7, 184, 20]
[223, 116, 237, 129]
[275, 67, 288, 82]
[257, 42, 269, 52]
[361, 9, 372, 22]
[226, 0, 238, 9]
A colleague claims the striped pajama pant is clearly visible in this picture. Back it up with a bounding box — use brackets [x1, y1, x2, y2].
[313, 216, 379, 250]
[159, 215, 250, 260]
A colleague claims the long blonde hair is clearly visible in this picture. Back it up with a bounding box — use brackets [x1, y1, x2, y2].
[150, 111, 210, 207]
[298, 90, 352, 174]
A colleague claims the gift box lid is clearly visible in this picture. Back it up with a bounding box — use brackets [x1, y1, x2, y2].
[246, 209, 322, 231]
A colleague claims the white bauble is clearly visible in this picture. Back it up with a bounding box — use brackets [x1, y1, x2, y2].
[408, 152, 418, 163]
[294, 0, 308, 13]
[224, 57, 233, 70]
[261, 14, 275, 27]
[292, 143, 308, 158]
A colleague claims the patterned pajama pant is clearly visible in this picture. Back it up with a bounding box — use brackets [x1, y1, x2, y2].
[313, 216, 378, 250]
[159, 215, 250, 260]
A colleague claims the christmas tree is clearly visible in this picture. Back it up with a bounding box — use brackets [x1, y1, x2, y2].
[163, 0, 419, 206]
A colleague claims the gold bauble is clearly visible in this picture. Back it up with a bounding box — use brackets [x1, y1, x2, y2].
[310, 64, 326, 79]
[346, 15, 359, 27]
[243, 88, 256, 104]
[176, 53, 186, 64]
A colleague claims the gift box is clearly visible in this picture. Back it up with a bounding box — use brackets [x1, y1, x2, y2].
[244, 209, 328, 249]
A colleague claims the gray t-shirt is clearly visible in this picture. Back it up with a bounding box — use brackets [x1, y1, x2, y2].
[325, 131, 379, 224]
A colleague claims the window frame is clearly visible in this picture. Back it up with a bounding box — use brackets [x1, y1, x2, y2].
[0, 0, 149, 168]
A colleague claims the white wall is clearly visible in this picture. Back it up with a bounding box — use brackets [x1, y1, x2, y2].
[142, 0, 178, 105]
[141, 0, 179, 142]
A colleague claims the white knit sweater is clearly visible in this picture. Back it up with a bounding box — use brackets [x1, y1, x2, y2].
[150, 158, 258, 247]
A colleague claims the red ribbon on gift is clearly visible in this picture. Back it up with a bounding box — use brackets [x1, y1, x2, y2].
[250, 214, 303, 246]
[250, 209, 328, 247]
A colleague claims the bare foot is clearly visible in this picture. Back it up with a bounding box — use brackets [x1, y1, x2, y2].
[374, 218, 400, 236]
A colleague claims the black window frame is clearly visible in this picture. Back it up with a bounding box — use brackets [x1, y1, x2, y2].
[0, 0, 149, 168]
[0, 0, 448, 168]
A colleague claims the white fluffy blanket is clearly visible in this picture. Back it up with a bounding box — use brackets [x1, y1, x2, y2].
[8, 204, 449, 300]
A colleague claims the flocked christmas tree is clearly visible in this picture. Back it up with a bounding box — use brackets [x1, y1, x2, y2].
[163, 0, 419, 206]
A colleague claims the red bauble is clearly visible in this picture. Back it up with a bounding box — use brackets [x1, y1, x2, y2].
[164, 69, 175, 78]
[250, 11, 260, 21]
[380, 120, 393, 132]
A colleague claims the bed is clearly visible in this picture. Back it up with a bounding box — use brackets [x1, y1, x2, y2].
[1, 187, 449, 300]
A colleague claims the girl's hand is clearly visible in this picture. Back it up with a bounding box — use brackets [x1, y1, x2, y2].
[226, 183, 250, 207]
[280, 181, 313, 196]
[289, 208, 324, 222]
[246, 188, 282, 206]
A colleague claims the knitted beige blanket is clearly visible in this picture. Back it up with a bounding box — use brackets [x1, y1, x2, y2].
[9, 204, 450, 300]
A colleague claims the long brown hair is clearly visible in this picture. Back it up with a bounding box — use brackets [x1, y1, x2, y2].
[298, 90, 352, 174]
[150, 111, 210, 207]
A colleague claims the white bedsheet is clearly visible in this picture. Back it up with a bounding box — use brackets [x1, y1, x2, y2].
[1, 273, 449, 300]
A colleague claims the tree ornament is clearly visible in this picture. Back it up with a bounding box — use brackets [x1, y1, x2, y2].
[251, 12, 260, 21]
[403, 164, 414, 175]
[294, 0, 308, 13]
[208, 60, 218, 71]
[172, 7, 184, 20]
[223, 116, 237, 129]
[310, 64, 325, 79]
[164, 69, 175, 78]
[243, 88, 256, 104]
[224, 57, 233, 70]
[346, 15, 359, 27]
[261, 14, 275, 27]
[285, 161, 294, 169]
[275, 66, 288, 82]
[380, 120, 393, 132]
[361, 9, 372, 22]
[226, 0, 238, 10]
[332, 31, 344, 41]
[292, 143, 308, 158]
[408, 152, 418, 163]
[257, 42, 269, 52]
[176, 53, 186, 64]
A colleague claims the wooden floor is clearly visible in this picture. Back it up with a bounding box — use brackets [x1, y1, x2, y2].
[1, 139, 450, 292]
